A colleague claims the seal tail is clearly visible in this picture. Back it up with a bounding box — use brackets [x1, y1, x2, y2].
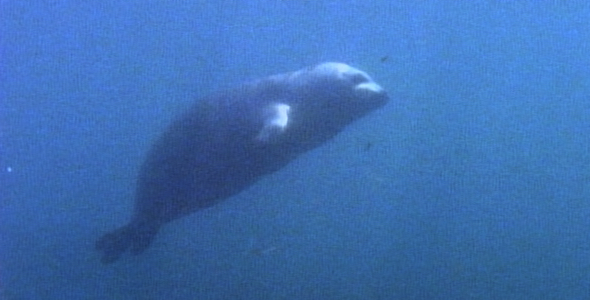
[95, 221, 160, 264]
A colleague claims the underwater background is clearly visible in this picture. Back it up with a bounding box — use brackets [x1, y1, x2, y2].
[2, 0, 590, 299]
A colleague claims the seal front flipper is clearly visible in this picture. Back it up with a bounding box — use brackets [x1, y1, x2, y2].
[256, 103, 291, 142]
[95, 220, 160, 264]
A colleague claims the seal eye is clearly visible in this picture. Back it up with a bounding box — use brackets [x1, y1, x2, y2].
[349, 73, 369, 85]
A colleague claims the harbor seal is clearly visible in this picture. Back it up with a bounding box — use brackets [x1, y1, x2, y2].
[96, 62, 389, 263]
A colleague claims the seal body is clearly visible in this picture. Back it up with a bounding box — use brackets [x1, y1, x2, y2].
[96, 62, 389, 263]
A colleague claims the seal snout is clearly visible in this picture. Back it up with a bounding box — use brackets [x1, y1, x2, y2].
[318, 62, 385, 98]
[349, 72, 386, 103]
[355, 81, 384, 94]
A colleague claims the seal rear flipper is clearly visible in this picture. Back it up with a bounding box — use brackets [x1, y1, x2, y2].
[95, 221, 160, 264]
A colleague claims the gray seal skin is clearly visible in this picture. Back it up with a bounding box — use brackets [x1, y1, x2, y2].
[96, 62, 389, 263]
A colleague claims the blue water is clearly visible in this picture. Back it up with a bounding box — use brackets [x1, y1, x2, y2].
[2, 1, 590, 299]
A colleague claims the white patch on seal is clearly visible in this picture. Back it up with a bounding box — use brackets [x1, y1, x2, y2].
[256, 103, 291, 142]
